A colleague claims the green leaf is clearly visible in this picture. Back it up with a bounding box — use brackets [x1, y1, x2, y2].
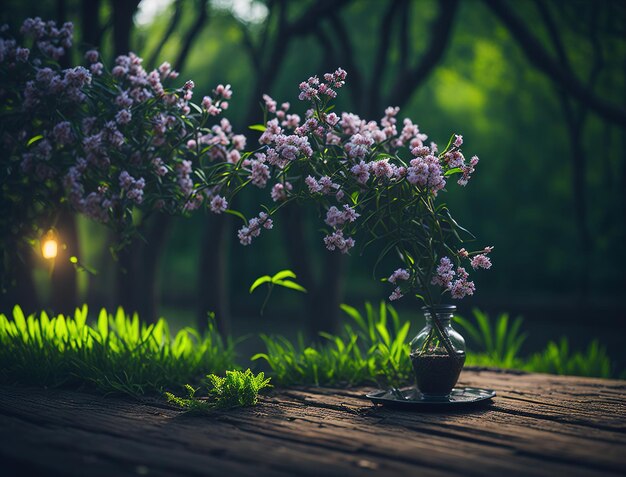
[271, 270, 297, 282]
[26, 135, 43, 147]
[189, 102, 203, 114]
[98, 309, 109, 340]
[224, 209, 247, 222]
[249, 275, 271, 294]
[248, 124, 267, 132]
[444, 167, 462, 177]
[273, 280, 307, 293]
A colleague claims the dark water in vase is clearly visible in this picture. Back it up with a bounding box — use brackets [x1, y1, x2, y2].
[410, 352, 466, 396]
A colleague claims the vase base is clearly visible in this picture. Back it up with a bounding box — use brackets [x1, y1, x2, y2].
[366, 386, 495, 409]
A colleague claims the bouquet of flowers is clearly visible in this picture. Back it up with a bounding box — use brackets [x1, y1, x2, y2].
[239, 68, 493, 309]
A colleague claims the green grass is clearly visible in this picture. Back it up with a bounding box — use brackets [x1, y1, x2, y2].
[455, 309, 615, 378]
[253, 302, 413, 388]
[0, 303, 621, 404]
[0, 305, 236, 395]
[523, 338, 613, 378]
[255, 303, 622, 386]
[454, 309, 527, 368]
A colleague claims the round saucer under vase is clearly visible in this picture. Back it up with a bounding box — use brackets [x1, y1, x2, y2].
[409, 305, 466, 399]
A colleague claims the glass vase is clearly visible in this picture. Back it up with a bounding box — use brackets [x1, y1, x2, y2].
[410, 305, 466, 398]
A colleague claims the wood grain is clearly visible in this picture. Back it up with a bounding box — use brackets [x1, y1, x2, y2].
[1, 369, 625, 477]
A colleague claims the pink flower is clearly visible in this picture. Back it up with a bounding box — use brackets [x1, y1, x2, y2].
[90, 62, 103, 76]
[350, 161, 370, 184]
[458, 155, 479, 186]
[326, 112, 340, 126]
[470, 254, 492, 270]
[271, 182, 292, 202]
[263, 94, 277, 113]
[115, 109, 132, 125]
[407, 155, 445, 194]
[210, 195, 228, 214]
[152, 157, 168, 176]
[323, 230, 355, 254]
[318, 176, 338, 194]
[249, 160, 270, 188]
[305, 175, 322, 194]
[282, 114, 301, 128]
[370, 159, 394, 179]
[453, 134, 463, 147]
[449, 267, 475, 299]
[388, 268, 410, 284]
[389, 287, 403, 301]
[237, 211, 273, 245]
[431, 257, 455, 288]
[214, 83, 232, 99]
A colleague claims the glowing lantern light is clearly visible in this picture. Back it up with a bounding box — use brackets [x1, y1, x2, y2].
[41, 231, 58, 259]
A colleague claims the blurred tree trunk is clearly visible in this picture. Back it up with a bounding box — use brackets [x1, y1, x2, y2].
[483, 0, 626, 128]
[81, 0, 101, 49]
[111, 0, 140, 56]
[114, 214, 171, 322]
[147, 0, 183, 69]
[533, 0, 607, 297]
[173, 0, 209, 73]
[279, 205, 345, 336]
[0, 240, 39, 315]
[51, 209, 78, 315]
[138, 214, 171, 322]
[197, 214, 231, 335]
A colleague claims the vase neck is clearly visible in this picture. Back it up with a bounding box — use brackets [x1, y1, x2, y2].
[422, 305, 456, 325]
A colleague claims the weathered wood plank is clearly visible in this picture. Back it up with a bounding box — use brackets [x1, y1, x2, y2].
[1, 370, 625, 477]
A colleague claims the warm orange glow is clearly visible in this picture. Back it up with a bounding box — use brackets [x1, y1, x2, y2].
[41, 232, 58, 259]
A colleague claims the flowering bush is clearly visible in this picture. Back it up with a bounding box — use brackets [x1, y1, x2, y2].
[240, 68, 492, 307]
[0, 18, 246, 275]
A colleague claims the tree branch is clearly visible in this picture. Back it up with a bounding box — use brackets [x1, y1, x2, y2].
[483, 0, 626, 127]
[243, 0, 351, 126]
[174, 0, 209, 74]
[315, 24, 339, 74]
[388, 0, 459, 109]
[368, 0, 403, 116]
[148, 0, 184, 70]
[398, 0, 410, 73]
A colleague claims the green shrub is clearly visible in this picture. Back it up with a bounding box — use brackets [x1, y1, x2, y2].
[0, 305, 236, 395]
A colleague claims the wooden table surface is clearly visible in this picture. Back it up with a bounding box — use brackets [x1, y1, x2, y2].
[1, 369, 625, 477]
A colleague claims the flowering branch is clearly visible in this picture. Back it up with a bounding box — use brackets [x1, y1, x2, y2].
[237, 68, 493, 309]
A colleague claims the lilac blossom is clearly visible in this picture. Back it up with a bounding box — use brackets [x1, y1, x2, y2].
[431, 257, 455, 288]
[470, 254, 492, 270]
[237, 211, 273, 245]
[210, 195, 228, 214]
[388, 268, 410, 284]
[389, 287, 404, 301]
[323, 230, 355, 254]
[271, 182, 292, 202]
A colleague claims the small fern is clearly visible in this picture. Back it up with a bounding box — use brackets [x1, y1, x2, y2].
[166, 369, 272, 412]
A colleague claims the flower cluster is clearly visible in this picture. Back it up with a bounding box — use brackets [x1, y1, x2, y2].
[239, 67, 491, 306]
[1, 19, 245, 262]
